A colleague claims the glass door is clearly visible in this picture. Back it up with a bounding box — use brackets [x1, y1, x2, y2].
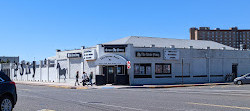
[107, 66, 116, 84]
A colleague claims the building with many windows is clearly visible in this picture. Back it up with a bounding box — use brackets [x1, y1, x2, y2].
[190, 27, 250, 49]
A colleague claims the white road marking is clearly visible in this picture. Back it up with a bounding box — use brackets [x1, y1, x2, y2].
[38, 109, 56, 111]
[18, 88, 30, 91]
[76, 101, 147, 111]
[117, 88, 250, 97]
[187, 102, 250, 110]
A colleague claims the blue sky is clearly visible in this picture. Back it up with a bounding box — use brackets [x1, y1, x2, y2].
[1, 0, 250, 61]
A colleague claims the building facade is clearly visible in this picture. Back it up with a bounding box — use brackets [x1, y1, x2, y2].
[190, 27, 250, 49]
[8, 36, 250, 85]
[0, 56, 19, 63]
[0, 56, 19, 77]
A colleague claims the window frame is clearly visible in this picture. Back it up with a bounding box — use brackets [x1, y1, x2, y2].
[134, 63, 152, 78]
[155, 63, 172, 75]
[117, 65, 127, 75]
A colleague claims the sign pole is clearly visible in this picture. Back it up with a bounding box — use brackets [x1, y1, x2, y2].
[181, 58, 184, 85]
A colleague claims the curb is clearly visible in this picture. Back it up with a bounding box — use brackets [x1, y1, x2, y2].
[138, 83, 233, 89]
[16, 82, 90, 89]
[16, 82, 233, 89]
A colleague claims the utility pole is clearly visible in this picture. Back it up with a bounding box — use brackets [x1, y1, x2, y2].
[205, 54, 210, 83]
[181, 58, 184, 85]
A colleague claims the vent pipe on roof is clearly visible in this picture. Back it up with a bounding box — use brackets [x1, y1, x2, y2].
[150, 44, 155, 48]
[81, 46, 85, 50]
[240, 44, 247, 51]
[170, 45, 175, 49]
[222, 47, 226, 50]
[190, 46, 193, 49]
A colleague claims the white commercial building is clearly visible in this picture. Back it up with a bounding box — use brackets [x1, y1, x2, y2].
[8, 36, 250, 85]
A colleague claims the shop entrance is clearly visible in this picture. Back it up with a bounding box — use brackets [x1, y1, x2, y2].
[101, 65, 128, 85]
[95, 54, 129, 85]
[103, 66, 116, 84]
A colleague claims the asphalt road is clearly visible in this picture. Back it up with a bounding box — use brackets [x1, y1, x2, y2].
[14, 84, 250, 111]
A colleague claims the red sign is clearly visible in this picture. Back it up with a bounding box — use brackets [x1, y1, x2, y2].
[127, 61, 131, 69]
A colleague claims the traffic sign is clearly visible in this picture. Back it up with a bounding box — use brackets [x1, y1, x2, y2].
[127, 61, 131, 69]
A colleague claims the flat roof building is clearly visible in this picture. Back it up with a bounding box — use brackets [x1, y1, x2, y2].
[9, 36, 250, 85]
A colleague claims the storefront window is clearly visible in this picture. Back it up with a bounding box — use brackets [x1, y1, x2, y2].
[135, 64, 140, 74]
[134, 64, 152, 78]
[146, 66, 151, 75]
[117, 66, 122, 74]
[140, 66, 145, 74]
[117, 65, 126, 75]
[155, 65, 162, 73]
[163, 64, 171, 73]
[155, 63, 171, 74]
[108, 67, 114, 73]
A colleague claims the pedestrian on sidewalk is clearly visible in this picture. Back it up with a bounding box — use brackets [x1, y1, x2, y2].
[82, 72, 87, 86]
[89, 72, 93, 86]
[75, 71, 80, 86]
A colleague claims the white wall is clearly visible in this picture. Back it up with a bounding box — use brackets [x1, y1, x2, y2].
[129, 47, 250, 85]
[10, 63, 59, 83]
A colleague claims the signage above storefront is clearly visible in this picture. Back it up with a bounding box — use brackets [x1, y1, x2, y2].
[67, 53, 82, 58]
[102, 45, 127, 53]
[95, 54, 127, 65]
[164, 49, 179, 60]
[83, 49, 96, 60]
[136, 52, 161, 57]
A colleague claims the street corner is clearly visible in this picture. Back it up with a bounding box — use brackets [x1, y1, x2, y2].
[76, 87, 89, 89]
[70, 86, 89, 89]
[46, 85, 71, 89]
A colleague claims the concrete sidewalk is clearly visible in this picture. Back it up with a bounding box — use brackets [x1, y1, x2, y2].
[14, 81, 233, 89]
[15, 81, 91, 89]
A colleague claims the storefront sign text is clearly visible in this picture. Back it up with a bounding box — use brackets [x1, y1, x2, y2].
[136, 52, 161, 57]
[67, 53, 82, 58]
[103, 45, 127, 53]
[164, 49, 179, 60]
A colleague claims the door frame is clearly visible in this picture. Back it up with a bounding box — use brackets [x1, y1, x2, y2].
[232, 63, 238, 79]
[103, 66, 117, 84]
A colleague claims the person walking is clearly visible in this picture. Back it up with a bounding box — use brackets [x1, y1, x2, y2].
[89, 72, 93, 86]
[82, 72, 87, 86]
[75, 71, 80, 86]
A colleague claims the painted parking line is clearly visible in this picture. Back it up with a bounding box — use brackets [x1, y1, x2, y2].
[18, 88, 30, 91]
[187, 102, 250, 110]
[220, 86, 226, 88]
[101, 87, 115, 89]
[76, 101, 146, 111]
[37, 109, 56, 111]
[210, 86, 215, 88]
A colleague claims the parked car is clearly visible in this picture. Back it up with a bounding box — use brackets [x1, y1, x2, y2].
[234, 73, 250, 85]
[0, 71, 17, 111]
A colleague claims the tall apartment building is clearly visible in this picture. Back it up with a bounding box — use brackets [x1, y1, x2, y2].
[190, 27, 250, 49]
